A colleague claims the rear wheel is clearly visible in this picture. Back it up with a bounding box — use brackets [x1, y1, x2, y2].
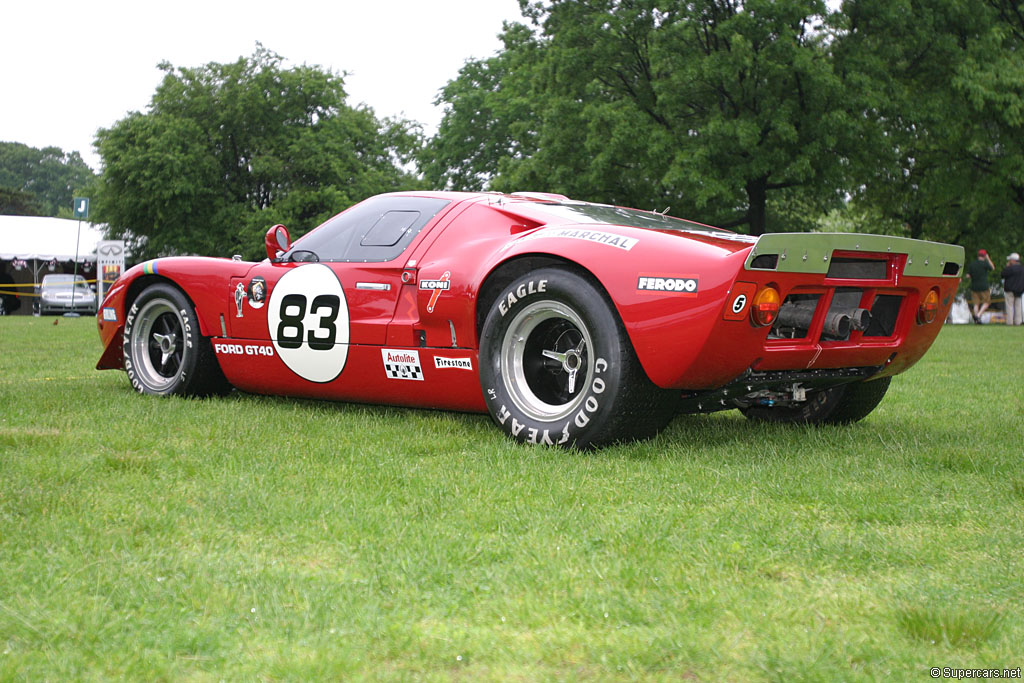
[123, 284, 228, 396]
[741, 376, 891, 425]
[479, 267, 677, 448]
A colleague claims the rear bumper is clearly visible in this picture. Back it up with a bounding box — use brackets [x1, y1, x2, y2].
[644, 233, 965, 390]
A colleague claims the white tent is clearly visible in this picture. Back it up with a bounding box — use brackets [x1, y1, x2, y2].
[0, 215, 106, 262]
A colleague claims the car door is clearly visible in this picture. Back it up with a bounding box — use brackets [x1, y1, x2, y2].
[223, 195, 454, 388]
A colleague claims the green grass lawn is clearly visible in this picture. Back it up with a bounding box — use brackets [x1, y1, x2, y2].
[1, 317, 1021, 680]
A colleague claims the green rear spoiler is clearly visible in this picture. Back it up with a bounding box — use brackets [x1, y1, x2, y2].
[745, 233, 965, 278]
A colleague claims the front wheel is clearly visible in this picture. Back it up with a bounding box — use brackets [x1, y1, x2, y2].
[123, 284, 229, 397]
[741, 376, 891, 425]
[479, 267, 677, 448]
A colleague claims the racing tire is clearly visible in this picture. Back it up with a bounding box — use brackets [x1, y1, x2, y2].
[479, 267, 677, 448]
[741, 376, 891, 425]
[123, 284, 229, 397]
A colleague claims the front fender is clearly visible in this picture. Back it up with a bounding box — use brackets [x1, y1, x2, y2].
[95, 257, 255, 370]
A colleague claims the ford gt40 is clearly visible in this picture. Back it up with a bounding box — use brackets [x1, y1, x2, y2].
[96, 191, 964, 447]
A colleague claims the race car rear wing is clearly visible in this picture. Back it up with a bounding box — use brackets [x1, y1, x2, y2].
[744, 233, 965, 278]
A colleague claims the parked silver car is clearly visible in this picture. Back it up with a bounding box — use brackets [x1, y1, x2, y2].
[39, 274, 97, 315]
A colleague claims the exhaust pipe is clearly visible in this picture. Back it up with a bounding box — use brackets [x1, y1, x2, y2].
[776, 301, 872, 337]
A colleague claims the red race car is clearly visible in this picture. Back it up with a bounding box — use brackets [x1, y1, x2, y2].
[96, 191, 964, 447]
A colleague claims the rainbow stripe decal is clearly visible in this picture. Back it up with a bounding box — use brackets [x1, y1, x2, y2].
[142, 261, 159, 275]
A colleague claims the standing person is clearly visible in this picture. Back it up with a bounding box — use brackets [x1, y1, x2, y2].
[1002, 252, 1024, 326]
[966, 249, 994, 323]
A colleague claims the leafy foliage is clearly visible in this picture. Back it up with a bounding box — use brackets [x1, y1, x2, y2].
[0, 142, 96, 217]
[424, 1, 856, 235]
[95, 46, 424, 260]
[835, 0, 1024, 254]
[424, 0, 1024, 246]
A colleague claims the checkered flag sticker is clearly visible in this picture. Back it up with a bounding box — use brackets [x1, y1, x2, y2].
[381, 349, 424, 381]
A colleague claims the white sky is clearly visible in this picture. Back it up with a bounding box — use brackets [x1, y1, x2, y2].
[0, 0, 525, 171]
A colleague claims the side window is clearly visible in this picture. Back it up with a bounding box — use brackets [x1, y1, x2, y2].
[286, 196, 451, 262]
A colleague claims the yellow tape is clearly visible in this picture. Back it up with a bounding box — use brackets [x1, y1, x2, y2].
[0, 279, 98, 288]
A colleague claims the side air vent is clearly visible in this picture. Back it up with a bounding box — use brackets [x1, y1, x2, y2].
[750, 254, 779, 270]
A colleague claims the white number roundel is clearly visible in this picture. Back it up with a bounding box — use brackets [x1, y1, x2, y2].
[267, 264, 350, 383]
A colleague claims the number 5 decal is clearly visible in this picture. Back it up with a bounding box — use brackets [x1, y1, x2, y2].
[268, 264, 350, 383]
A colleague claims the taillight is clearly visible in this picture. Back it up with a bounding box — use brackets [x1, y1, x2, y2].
[751, 286, 781, 327]
[918, 288, 940, 324]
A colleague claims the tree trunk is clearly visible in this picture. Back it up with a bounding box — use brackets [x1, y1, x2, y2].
[745, 177, 768, 236]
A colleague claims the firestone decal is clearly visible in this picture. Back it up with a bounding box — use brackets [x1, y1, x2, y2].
[382, 349, 424, 380]
[434, 356, 472, 370]
[267, 264, 350, 384]
[637, 276, 699, 295]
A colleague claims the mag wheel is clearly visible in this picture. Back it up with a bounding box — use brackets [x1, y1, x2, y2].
[123, 284, 228, 397]
[741, 376, 891, 425]
[479, 267, 677, 448]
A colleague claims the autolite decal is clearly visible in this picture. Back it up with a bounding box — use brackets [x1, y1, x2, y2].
[637, 275, 699, 295]
[382, 349, 424, 380]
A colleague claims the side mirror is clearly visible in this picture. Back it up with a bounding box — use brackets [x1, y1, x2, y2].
[265, 224, 290, 260]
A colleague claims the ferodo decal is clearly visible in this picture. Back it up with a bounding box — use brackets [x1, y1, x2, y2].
[498, 279, 547, 316]
[493, 357, 609, 445]
[637, 275, 699, 295]
[419, 271, 450, 313]
[382, 349, 424, 380]
[267, 264, 349, 383]
[520, 227, 638, 251]
[434, 356, 472, 370]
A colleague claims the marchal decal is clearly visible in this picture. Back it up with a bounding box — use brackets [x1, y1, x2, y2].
[519, 227, 638, 251]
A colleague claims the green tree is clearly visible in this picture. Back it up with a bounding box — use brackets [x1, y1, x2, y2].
[424, 1, 856, 235]
[96, 46, 424, 260]
[834, 0, 1024, 252]
[0, 142, 96, 216]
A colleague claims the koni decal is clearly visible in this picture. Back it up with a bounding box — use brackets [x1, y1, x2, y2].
[420, 271, 451, 313]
